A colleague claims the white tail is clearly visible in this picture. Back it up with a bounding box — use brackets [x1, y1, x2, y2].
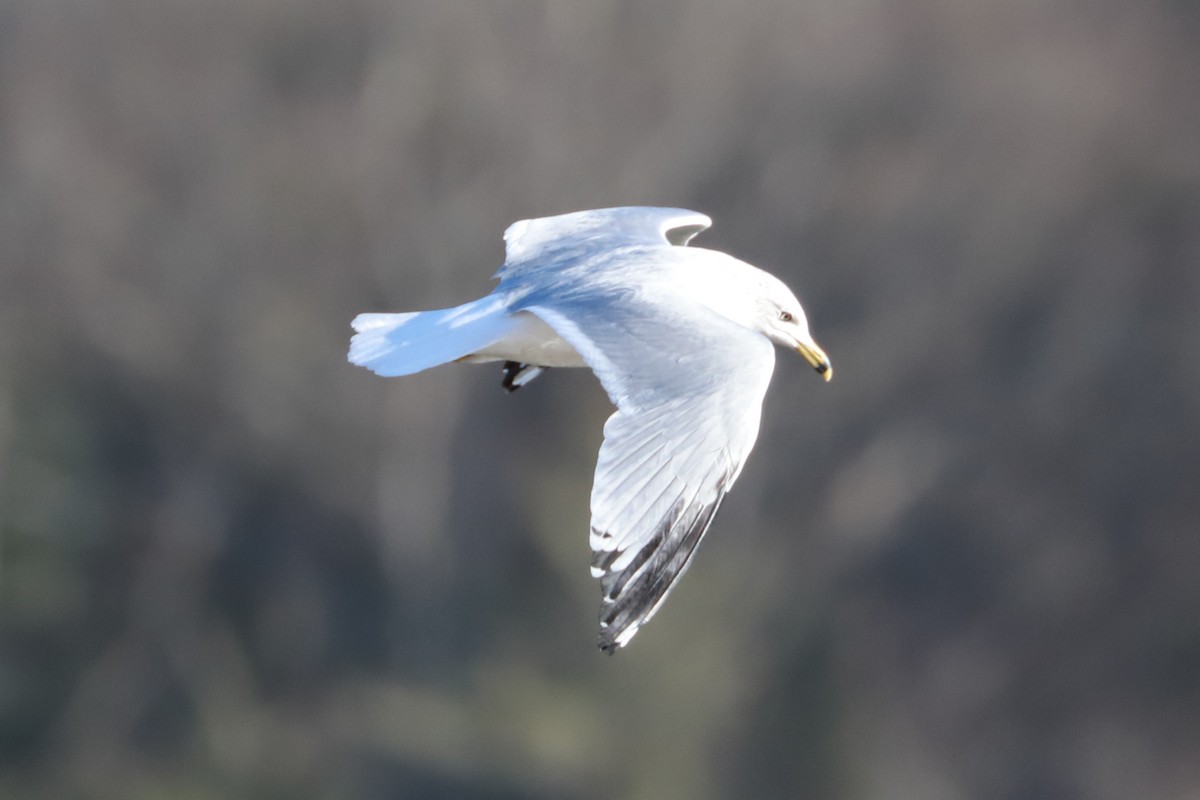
[348, 296, 510, 377]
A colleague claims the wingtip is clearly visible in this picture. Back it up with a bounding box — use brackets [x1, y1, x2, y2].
[597, 612, 644, 655]
[598, 625, 636, 654]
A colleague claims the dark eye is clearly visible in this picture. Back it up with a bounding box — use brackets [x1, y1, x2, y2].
[779, 310, 794, 323]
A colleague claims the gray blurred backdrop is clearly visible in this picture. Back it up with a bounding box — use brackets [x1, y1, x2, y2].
[2, 1, 1199, 799]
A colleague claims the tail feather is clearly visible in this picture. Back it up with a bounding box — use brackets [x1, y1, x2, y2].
[348, 297, 509, 377]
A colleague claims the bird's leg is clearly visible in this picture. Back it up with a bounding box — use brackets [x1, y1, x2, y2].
[501, 361, 548, 392]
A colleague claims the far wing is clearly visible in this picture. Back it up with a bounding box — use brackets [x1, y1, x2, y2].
[497, 207, 711, 281]
[526, 293, 775, 653]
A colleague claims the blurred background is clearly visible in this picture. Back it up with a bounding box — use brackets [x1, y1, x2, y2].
[2, 1, 1199, 798]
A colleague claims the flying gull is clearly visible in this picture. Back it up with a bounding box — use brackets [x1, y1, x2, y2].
[349, 207, 831, 653]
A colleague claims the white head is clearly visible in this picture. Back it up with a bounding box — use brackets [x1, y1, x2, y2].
[751, 271, 832, 381]
[688, 254, 833, 381]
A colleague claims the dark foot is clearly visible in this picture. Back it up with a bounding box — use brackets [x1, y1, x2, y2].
[501, 361, 547, 392]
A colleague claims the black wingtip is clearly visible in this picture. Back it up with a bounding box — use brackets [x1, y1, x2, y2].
[589, 488, 729, 655]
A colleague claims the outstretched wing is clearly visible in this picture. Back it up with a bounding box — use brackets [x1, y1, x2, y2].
[497, 207, 711, 281]
[526, 290, 775, 653]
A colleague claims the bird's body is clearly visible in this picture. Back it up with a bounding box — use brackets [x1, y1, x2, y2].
[349, 207, 830, 652]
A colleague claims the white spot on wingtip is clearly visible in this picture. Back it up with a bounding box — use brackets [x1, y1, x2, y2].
[614, 625, 640, 648]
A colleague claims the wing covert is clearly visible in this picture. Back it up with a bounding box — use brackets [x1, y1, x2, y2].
[497, 207, 711, 281]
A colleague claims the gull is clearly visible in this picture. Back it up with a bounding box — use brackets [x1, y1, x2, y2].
[349, 207, 831, 653]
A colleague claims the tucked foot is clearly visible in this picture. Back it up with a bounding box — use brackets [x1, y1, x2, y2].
[501, 361, 547, 392]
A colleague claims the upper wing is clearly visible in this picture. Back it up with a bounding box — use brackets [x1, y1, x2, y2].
[496, 207, 711, 281]
[525, 290, 775, 653]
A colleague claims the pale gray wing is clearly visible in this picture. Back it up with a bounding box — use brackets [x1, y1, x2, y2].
[525, 292, 775, 653]
[497, 207, 711, 281]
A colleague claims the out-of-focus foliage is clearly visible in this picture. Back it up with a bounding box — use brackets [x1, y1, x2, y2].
[1, 1, 1198, 798]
